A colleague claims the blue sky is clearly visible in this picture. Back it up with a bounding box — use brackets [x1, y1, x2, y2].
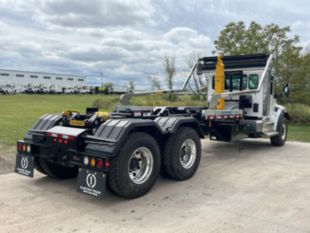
[0, 0, 309, 89]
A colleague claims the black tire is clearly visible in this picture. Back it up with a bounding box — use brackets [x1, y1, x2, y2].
[163, 127, 201, 180]
[270, 115, 288, 146]
[34, 157, 46, 175]
[108, 132, 161, 199]
[38, 158, 78, 179]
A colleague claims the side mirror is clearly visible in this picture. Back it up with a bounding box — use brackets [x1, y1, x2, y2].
[283, 84, 289, 98]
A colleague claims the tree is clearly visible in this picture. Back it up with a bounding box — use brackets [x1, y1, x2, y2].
[214, 21, 300, 56]
[128, 80, 135, 92]
[293, 52, 310, 104]
[147, 75, 162, 90]
[214, 21, 305, 103]
[99, 82, 113, 95]
[163, 55, 176, 100]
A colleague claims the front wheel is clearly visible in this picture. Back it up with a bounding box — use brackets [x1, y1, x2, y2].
[270, 116, 288, 146]
[108, 132, 161, 199]
[163, 127, 201, 180]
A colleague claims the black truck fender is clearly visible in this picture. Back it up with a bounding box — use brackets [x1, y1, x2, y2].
[24, 114, 63, 142]
[84, 116, 204, 158]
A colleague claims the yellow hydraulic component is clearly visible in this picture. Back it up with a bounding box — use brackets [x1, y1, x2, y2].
[63, 110, 80, 118]
[215, 53, 225, 110]
[95, 111, 110, 121]
[69, 119, 85, 127]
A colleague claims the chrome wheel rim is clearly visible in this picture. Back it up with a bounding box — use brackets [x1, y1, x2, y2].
[180, 139, 197, 169]
[281, 123, 287, 141]
[128, 147, 153, 184]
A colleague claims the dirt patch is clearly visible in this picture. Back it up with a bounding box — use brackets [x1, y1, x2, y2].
[0, 144, 15, 174]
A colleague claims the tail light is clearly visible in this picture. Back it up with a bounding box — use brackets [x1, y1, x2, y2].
[90, 158, 96, 167]
[83, 156, 89, 165]
[17, 143, 23, 151]
[47, 132, 75, 144]
[83, 156, 110, 169]
[17, 142, 31, 154]
[97, 159, 103, 168]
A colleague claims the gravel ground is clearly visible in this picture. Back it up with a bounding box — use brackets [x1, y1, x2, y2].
[1, 139, 310, 233]
[0, 143, 15, 174]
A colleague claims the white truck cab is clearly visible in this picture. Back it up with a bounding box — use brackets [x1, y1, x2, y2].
[184, 53, 289, 145]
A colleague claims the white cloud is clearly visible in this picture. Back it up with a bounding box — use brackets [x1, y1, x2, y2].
[0, 0, 309, 89]
[37, 0, 155, 28]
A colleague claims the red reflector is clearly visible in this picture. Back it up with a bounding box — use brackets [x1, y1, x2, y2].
[105, 161, 110, 167]
[97, 160, 103, 168]
[68, 135, 75, 141]
[57, 134, 63, 139]
[58, 139, 63, 143]
[64, 140, 68, 145]
[47, 132, 52, 137]
[17, 143, 22, 151]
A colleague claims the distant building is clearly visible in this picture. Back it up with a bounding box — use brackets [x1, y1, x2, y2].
[0, 69, 87, 88]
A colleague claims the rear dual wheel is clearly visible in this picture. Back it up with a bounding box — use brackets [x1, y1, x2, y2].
[108, 132, 161, 199]
[163, 127, 201, 180]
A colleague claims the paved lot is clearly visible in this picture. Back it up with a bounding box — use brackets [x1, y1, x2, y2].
[1, 139, 310, 233]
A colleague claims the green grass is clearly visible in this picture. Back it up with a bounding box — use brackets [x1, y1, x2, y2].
[0, 94, 118, 145]
[287, 124, 310, 143]
[0, 94, 309, 145]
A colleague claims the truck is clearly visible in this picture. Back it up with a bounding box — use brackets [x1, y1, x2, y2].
[15, 53, 289, 199]
[0, 84, 16, 95]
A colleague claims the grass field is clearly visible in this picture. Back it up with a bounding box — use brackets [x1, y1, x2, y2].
[287, 124, 310, 142]
[0, 94, 309, 145]
[0, 95, 110, 145]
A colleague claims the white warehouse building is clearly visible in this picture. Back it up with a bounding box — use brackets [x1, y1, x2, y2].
[0, 69, 87, 88]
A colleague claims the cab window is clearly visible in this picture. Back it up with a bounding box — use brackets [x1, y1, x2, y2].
[212, 72, 247, 91]
[231, 75, 241, 90]
[249, 74, 259, 89]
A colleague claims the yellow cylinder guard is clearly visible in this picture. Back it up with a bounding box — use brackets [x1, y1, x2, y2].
[95, 112, 109, 121]
[215, 54, 225, 110]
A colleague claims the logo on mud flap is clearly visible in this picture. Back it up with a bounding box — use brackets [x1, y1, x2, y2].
[86, 173, 96, 188]
[21, 157, 28, 169]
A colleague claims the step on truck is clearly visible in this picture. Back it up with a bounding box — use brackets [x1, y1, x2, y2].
[15, 53, 289, 199]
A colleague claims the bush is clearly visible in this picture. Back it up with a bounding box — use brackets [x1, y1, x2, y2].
[92, 94, 207, 110]
[92, 96, 120, 110]
[284, 103, 310, 124]
[163, 93, 178, 102]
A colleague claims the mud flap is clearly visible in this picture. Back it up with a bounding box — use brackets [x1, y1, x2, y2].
[15, 154, 34, 177]
[77, 168, 106, 198]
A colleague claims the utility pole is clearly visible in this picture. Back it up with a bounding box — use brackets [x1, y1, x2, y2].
[100, 73, 104, 86]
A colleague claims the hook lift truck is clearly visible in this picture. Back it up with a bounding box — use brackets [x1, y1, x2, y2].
[15, 53, 289, 199]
